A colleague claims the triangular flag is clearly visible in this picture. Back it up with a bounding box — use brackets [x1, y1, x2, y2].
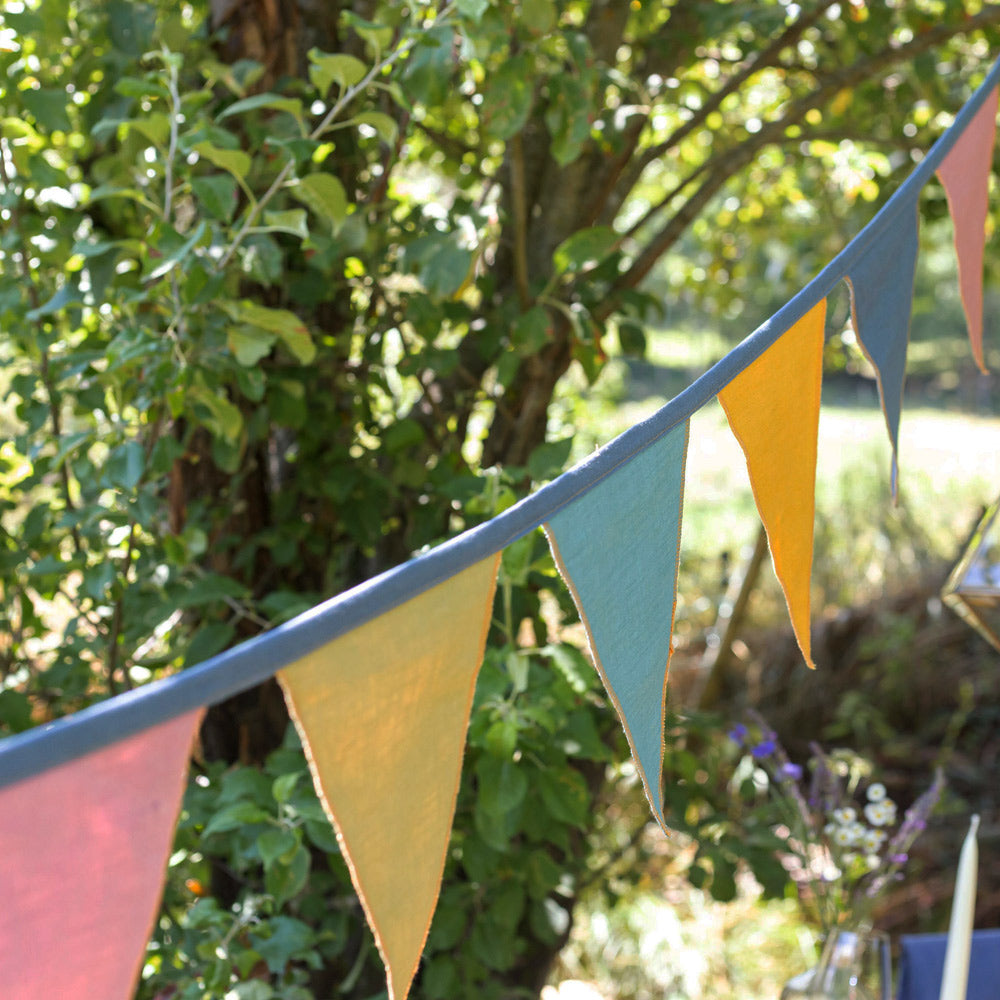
[278, 555, 499, 1000]
[938, 85, 998, 373]
[544, 422, 688, 831]
[0, 710, 202, 1000]
[718, 299, 827, 669]
[845, 200, 920, 494]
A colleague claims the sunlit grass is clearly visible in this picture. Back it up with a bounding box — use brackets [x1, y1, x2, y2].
[548, 323, 1000, 998]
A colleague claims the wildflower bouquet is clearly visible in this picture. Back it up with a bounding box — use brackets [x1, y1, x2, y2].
[729, 715, 944, 934]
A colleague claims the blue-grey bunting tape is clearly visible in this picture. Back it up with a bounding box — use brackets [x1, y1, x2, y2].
[2, 54, 999, 789]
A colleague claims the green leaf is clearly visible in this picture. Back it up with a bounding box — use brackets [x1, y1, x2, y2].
[507, 652, 530, 694]
[258, 828, 299, 868]
[249, 916, 315, 976]
[347, 110, 398, 144]
[404, 233, 472, 299]
[218, 92, 305, 124]
[272, 771, 299, 803]
[289, 173, 348, 231]
[304, 818, 339, 853]
[500, 534, 535, 587]
[228, 325, 276, 366]
[552, 225, 617, 275]
[544, 643, 591, 694]
[545, 74, 592, 166]
[19, 88, 71, 133]
[340, 11, 393, 52]
[105, 0, 157, 55]
[0, 689, 33, 733]
[481, 54, 533, 139]
[125, 112, 170, 146]
[191, 174, 238, 221]
[221, 302, 316, 365]
[477, 755, 528, 815]
[106, 439, 145, 490]
[527, 436, 573, 481]
[224, 981, 275, 1000]
[536, 768, 589, 827]
[194, 141, 251, 181]
[381, 418, 424, 454]
[401, 26, 452, 106]
[26, 283, 82, 320]
[308, 50, 367, 96]
[485, 718, 518, 759]
[203, 801, 272, 836]
[617, 317, 647, 357]
[522, 0, 556, 33]
[265, 843, 310, 906]
[260, 209, 309, 239]
[456, 0, 489, 21]
[114, 75, 169, 99]
[707, 850, 737, 902]
[178, 573, 247, 608]
[489, 881, 525, 931]
[190, 383, 244, 442]
[423, 956, 460, 999]
[511, 306, 551, 355]
[85, 184, 158, 212]
[144, 220, 207, 282]
[526, 850, 562, 900]
[461, 835, 500, 883]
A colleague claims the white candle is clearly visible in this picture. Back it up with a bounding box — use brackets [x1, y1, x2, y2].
[938, 814, 980, 1000]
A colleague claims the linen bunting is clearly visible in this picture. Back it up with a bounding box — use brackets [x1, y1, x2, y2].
[937, 85, 999, 373]
[844, 200, 921, 496]
[278, 555, 500, 1000]
[0, 710, 202, 1000]
[718, 299, 827, 669]
[0, 49, 999, 1000]
[544, 421, 689, 831]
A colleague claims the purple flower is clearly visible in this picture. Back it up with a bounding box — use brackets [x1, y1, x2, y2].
[890, 853, 909, 865]
[729, 723, 748, 746]
[752, 739, 776, 758]
[781, 762, 804, 781]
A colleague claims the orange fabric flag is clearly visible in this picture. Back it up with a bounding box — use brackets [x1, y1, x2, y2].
[938, 85, 998, 373]
[718, 299, 826, 668]
[278, 555, 500, 1000]
[0, 710, 202, 1000]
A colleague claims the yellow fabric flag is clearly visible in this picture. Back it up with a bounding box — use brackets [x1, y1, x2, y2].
[718, 299, 826, 669]
[278, 555, 500, 1000]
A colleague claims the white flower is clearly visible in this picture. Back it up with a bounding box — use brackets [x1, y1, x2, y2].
[847, 821, 866, 845]
[866, 854, 881, 870]
[862, 829, 886, 852]
[832, 825, 855, 847]
[864, 800, 896, 827]
[833, 807, 856, 825]
[867, 783, 887, 802]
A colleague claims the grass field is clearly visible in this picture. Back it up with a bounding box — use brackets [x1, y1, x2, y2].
[546, 325, 1000, 1000]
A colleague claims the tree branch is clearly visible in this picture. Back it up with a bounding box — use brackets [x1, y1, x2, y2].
[509, 133, 532, 309]
[605, 6, 1000, 307]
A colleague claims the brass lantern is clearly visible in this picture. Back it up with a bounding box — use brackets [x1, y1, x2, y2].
[943, 498, 1000, 653]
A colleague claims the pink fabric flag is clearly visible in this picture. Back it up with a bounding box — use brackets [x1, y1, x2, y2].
[0, 711, 202, 1000]
[938, 85, 999, 373]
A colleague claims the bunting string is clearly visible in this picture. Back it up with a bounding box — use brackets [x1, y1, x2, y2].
[1, 55, 997, 792]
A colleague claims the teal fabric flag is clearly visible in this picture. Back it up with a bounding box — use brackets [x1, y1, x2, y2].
[845, 201, 920, 494]
[544, 421, 688, 831]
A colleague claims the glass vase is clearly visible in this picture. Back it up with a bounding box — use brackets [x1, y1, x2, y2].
[780, 926, 889, 1000]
